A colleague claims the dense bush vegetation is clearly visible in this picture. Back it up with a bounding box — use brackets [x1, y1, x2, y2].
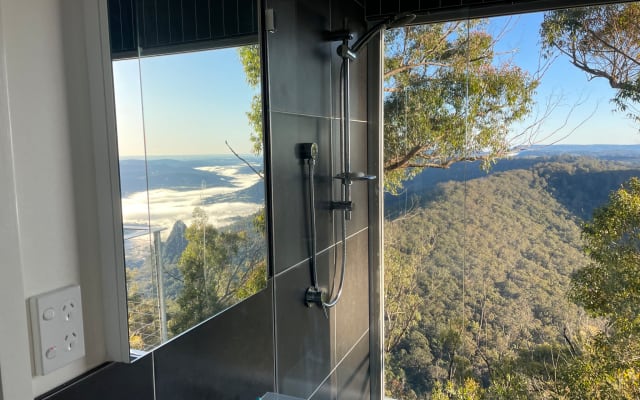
[384, 157, 640, 399]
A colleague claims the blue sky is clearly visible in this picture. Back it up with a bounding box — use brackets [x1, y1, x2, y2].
[112, 47, 258, 157]
[488, 12, 640, 145]
[112, 11, 640, 158]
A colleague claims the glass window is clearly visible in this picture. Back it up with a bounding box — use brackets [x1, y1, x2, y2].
[384, 4, 640, 398]
[112, 42, 267, 355]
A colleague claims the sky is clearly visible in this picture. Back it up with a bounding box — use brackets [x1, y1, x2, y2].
[112, 47, 258, 157]
[112, 9, 640, 160]
[487, 12, 640, 145]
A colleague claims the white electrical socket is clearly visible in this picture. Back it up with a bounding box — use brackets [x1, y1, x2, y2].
[29, 285, 85, 375]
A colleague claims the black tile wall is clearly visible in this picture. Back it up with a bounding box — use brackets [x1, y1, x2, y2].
[336, 230, 370, 362]
[36, 355, 154, 400]
[107, 0, 137, 54]
[275, 252, 333, 398]
[108, 0, 258, 58]
[211, 0, 226, 37]
[309, 373, 338, 400]
[399, 0, 420, 13]
[265, 0, 332, 117]
[366, 0, 605, 20]
[153, 283, 274, 400]
[270, 112, 334, 274]
[337, 334, 370, 400]
[380, 0, 399, 16]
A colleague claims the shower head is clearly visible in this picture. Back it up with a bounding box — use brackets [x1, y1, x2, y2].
[388, 13, 417, 28]
[349, 12, 416, 55]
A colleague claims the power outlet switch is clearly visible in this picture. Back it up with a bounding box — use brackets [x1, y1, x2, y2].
[29, 285, 85, 375]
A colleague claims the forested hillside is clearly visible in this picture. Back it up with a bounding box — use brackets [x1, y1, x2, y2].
[384, 156, 640, 398]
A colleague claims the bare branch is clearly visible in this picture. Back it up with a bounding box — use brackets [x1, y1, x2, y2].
[225, 140, 264, 179]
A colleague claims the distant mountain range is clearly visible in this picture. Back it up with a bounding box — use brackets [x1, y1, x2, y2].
[119, 154, 264, 196]
[385, 144, 640, 218]
[517, 144, 640, 159]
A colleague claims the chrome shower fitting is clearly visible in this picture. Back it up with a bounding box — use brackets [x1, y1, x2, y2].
[331, 15, 416, 221]
[306, 13, 415, 311]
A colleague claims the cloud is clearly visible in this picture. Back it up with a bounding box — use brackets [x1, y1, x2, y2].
[193, 165, 261, 188]
[121, 166, 263, 234]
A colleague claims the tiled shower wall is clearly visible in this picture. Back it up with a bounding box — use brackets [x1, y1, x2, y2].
[37, 1, 373, 399]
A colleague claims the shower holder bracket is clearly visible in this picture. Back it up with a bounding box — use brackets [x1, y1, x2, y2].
[330, 201, 353, 211]
[325, 30, 353, 42]
[305, 287, 323, 308]
[334, 172, 377, 184]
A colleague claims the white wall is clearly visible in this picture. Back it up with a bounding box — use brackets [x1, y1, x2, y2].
[0, 1, 32, 397]
[0, 0, 108, 397]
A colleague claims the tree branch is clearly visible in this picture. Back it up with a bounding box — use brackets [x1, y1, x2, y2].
[225, 140, 264, 179]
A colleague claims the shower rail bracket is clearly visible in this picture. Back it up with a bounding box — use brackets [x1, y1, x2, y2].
[305, 286, 323, 308]
[324, 30, 353, 42]
[334, 172, 377, 185]
[330, 201, 353, 212]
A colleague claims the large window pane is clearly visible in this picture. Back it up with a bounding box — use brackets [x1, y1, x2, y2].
[384, 5, 640, 398]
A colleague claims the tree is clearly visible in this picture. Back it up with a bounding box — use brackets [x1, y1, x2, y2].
[558, 177, 640, 399]
[384, 21, 540, 193]
[169, 207, 262, 334]
[541, 4, 640, 124]
[238, 45, 263, 155]
[572, 177, 640, 326]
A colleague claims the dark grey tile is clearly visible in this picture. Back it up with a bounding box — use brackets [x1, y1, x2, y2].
[331, 120, 370, 238]
[155, 0, 171, 44]
[330, 0, 368, 122]
[211, 0, 225, 38]
[271, 112, 334, 273]
[153, 283, 274, 400]
[181, 0, 198, 41]
[140, 0, 159, 48]
[195, 0, 211, 39]
[224, 0, 239, 35]
[399, 0, 420, 12]
[364, 0, 380, 17]
[337, 334, 370, 400]
[169, 0, 183, 42]
[275, 253, 334, 399]
[309, 372, 337, 400]
[336, 230, 370, 361]
[266, 0, 332, 117]
[238, 0, 256, 34]
[36, 355, 154, 400]
[381, 0, 400, 15]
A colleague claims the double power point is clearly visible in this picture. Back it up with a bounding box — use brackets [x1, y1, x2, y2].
[29, 285, 85, 375]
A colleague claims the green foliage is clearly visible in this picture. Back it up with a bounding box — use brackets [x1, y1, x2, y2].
[383, 158, 640, 399]
[169, 207, 265, 335]
[238, 45, 263, 155]
[384, 22, 539, 193]
[127, 268, 162, 351]
[541, 4, 640, 125]
[238, 45, 261, 87]
[554, 177, 640, 399]
[572, 177, 640, 324]
[431, 378, 484, 400]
